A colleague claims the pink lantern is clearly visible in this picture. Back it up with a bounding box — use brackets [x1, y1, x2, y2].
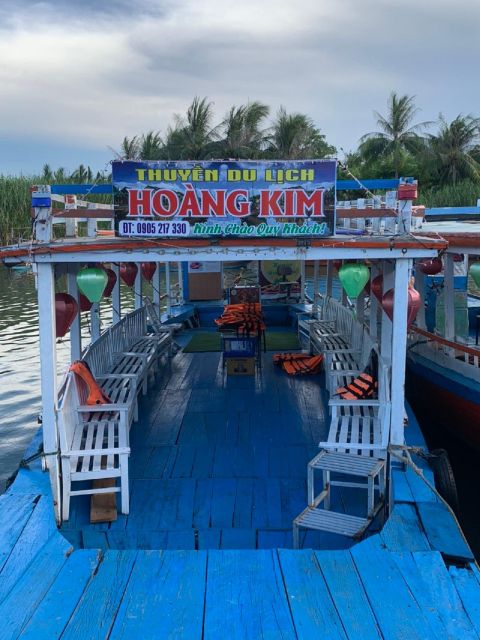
[55, 293, 78, 338]
[120, 263, 138, 287]
[79, 293, 93, 312]
[102, 268, 117, 297]
[371, 275, 383, 302]
[382, 287, 422, 330]
[141, 263, 157, 282]
[417, 257, 443, 275]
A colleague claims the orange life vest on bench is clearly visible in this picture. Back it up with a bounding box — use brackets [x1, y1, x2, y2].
[335, 372, 377, 400]
[69, 360, 112, 405]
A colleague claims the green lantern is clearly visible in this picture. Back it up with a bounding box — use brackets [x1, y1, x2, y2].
[469, 262, 480, 288]
[338, 263, 370, 298]
[76, 267, 108, 303]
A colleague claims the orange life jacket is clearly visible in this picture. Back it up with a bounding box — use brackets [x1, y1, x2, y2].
[273, 353, 323, 375]
[335, 373, 377, 400]
[69, 360, 112, 405]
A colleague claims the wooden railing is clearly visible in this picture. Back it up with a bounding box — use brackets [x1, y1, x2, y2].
[410, 326, 480, 366]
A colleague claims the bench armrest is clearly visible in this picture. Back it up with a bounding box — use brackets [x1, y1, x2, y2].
[328, 399, 381, 407]
[77, 403, 130, 413]
[66, 446, 131, 457]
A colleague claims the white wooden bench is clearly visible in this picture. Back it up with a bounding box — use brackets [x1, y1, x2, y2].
[322, 361, 391, 457]
[325, 329, 377, 395]
[58, 373, 130, 521]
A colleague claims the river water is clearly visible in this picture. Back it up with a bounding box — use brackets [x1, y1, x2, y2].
[0, 264, 478, 558]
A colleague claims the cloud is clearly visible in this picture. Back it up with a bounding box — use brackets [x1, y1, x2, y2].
[0, 0, 479, 173]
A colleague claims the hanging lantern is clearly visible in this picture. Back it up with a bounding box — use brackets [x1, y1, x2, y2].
[55, 293, 78, 338]
[382, 287, 422, 330]
[76, 267, 107, 303]
[79, 293, 93, 312]
[102, 268, 117, 297]
[120, 263, 138, 287]
[371, 274, 383, 302]
[141, 262, 157, 282]
[453, 253, 464, 263]
[418, 257, 443, 275]
[338, 263, 370, 299]
[470, 262, 480, 287]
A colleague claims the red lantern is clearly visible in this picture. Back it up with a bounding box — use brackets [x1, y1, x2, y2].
[102, 268, 117, 297]
[382, 287, 422, 330]
[120, 263, 138, 287]
[55, 293, 78, 338]
[79, 293, 93, 312]
[141, 262, 157, 282]
[417, 257, 443, 276]
[333, 260, 342, 272]
[371, 275, 383, 302]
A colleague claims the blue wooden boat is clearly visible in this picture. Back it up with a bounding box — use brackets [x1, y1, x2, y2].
[0, 172, 479, 638]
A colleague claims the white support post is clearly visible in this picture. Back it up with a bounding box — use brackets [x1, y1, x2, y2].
[398, 199, 412, 234]
[153, 262, 161, 307]
[177, 261, 184, 305]
[165, 262, 172, 317]
[300, 260, 306, 303]
[390, 258, 410, 445]
[414, 265, 426, 330]
[369, 263, 379, 341]
[90, 303, 101, 341]
[67, 265, 82, 361]
[37, 262, 61, 524]
[32, 185, 53, 242]
[86, 203, 97, 238]
[64, 195, 78, 238]
[112, 263, 121, 324]
[356, 290, 365, 325]
[444, 253, 455, 341]
[313, 260, 319, 315]
[326, 260, 333, 297]
[380, 261, 394, 362]
[134, 262, 142, 310]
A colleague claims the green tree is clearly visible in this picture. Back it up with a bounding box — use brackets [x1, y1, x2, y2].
[120, 136, 140, 159]
[267, 107, 335, 159]
[220, 101, 269, 158]
[427, 114, 480, 185]
[139, 131, 163, 160]
[359, 92, 429, 178]
[172, 97, 219, 159]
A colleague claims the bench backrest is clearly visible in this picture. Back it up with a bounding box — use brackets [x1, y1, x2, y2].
[123, 308, 147, 346]
[83, 330, 113, 377]
[57, 372, 80, 452]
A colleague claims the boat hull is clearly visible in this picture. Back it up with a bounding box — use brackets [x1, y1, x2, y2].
[406, 353, 480, 449]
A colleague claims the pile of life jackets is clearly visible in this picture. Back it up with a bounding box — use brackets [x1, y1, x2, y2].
[335, 371, 377, 400]
[273, 353, 323, 376]
[69, 360, 112, 405]
[215, 303, 266, 336]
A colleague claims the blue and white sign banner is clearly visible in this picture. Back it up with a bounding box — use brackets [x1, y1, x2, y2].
[112, 159, 336, 238]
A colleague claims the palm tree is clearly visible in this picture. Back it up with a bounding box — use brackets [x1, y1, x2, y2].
[220, 102, 269, 158]
[427, 114, 480, 185]
[139, 131, 163, 160]
[175, 97, 219, 159]
[359, 92, 429, 177]
[120, 136, 140, 159]
[267, 107, 335, 159]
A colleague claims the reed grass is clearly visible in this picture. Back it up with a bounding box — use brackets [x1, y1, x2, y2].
[418, 180, 480, 208]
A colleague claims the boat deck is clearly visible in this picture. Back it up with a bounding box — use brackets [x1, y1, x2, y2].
[61, 344, 356, 551]
[2, 336, 480, 637]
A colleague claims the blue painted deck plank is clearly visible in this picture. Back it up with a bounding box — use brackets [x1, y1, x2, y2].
[252, 479, 269, 529]
[392, 551, 476, 640]
[61, 550, 138, 640]
[19, 549, 101, 640]
[191, 445, 215, 478]
[193, 479, 214, 528]
[257, 530, 292, 549]
[198, 529, 221, 550]
[278, 549, 347, 639]
[204, 550, 296, 639]
[175, 479, 196, 529]
[233, 478, 254, 528]
[417, 502, 475, 561]
[110, 550, 206, 640]
[392, 467, 415, 502]
[210, 478, 236, 528]
[107, 530, 143, 549]
[0, 534, 71, 639]
[280, 478, 306, 528]
[0, 495, 57, 602]
[167, 530, 196, 550]
[380, 503, 431, 551]
[143, 446, 175, 478]
[145, 389, 192, 446]
[82, 530, 108, 551]
[405, 465, 438, 503]
[0, 493, 37, 570]
[315, 549, 382, 639]
[170, 446, 196, 477]
[350, 538, 440, 639]
[266, 478, 283, 528]
[220, 529, 256, 549]
[176, 412, 209, 445]
[212, 444, 237, 477]
[449, 565, 480, 636]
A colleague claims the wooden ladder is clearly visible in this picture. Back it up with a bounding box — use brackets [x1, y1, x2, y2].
[293, 450, 386, 549]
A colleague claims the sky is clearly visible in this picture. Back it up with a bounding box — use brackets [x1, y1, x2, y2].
[1, 0, 479, 176]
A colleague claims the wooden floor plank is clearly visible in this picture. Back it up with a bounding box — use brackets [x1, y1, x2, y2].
[417, 502, 475, 561]
[0, 534, 71, 640]
[193, 479, 214, 529]
[61, 550, 138, 640]
[204, 550, 296, 640]
[233, 478, 254, 528]
[380, 504, 430, 551]
[279, 549, 347, 639]
[210, 479, 236, 528]
[109, 550, 206, 640]
[220, 529, 256, 549]
[449, 565, 480, 636]
[350, 538, 439, 639]
[392, 551, 476, 640]
[20, 549, 100, 640]
[0, 493, 37, 571]
[315, 549, 382, 639]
